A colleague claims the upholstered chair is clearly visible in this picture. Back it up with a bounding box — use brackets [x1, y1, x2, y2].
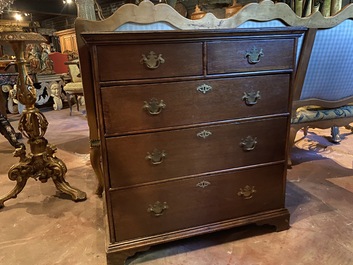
[289, 19, 353, 160]
[63, 59, 84, 115]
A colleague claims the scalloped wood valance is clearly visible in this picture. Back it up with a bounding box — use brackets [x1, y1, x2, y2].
[76, 0, 353, 31]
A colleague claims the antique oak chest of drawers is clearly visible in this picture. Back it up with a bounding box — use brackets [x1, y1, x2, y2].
[80, 28, 304, 264]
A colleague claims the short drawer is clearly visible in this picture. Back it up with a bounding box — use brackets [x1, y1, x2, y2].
[101, 74, 290, 135]
[106, 117, 288, 188]
[207, 39, 295, 74]
[110, 164, 285, 242]
[96, 42, 203, 81]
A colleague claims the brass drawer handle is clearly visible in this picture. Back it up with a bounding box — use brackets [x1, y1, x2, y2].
[240, 136, 257, 151]
[145, 149, 167, 165]
[197, 84, 212, 94]
[238, 185, 256, 199]
[244, 46, 264, 64]
[140, 51, 165, 69]
[242, 91, 261, 106]
[143, 98, 166, 115]
[147, 201, 168, 216]
[197, 130, 212, 139]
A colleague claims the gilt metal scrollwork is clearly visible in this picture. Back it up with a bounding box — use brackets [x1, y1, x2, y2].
[240, 136, 257, 151]
[0, 32, 86, 208]
[140, 51, 165, 69]
[143, 98, 166, 115]
[145, 149, 167, 165]
[242, 91, 261, 106]
[245, 46, 264, 64]
[197, 84, 212, 94]
[237, 185, 256, 199]
[197, 130, 212, 139]
[147, 201, 169, 216]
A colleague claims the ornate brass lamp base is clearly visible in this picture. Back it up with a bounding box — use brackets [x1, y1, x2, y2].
[0, 31, 86, 209]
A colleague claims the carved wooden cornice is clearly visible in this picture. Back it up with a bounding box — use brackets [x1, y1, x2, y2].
[76, 0, 353, 31]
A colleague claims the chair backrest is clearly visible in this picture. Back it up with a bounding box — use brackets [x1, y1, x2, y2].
[293, 18, 353, 110]
[67, 59, 82, 83]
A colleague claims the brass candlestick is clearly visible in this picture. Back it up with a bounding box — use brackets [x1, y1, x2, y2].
[0, 31, 86, 208]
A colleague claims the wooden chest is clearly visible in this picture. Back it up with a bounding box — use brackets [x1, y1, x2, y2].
[80, 28, 304, 264]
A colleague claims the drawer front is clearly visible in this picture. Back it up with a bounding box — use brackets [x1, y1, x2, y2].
[110, 164, 285, 242]
[207, 39, 295, 74]
[96, 43, 203, 81]
[101, 74, 290, 135]
[106, 117, 288, 188]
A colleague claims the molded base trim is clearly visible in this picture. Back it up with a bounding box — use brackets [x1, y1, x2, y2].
[106, 208, 290, 265]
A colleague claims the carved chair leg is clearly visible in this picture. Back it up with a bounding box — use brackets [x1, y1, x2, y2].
[90, 143, 104, 197]
[331, 126, 341, 143]
[75, 95, 80, 112]
[67, 93, 73, 116]
[288, 125, 301, 167]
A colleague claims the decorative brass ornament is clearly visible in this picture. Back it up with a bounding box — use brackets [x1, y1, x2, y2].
[244, 46, 264, 64]
[140, 51, 165, 69]
[147, 201, 168, 216]
[143, 98, 166, 115]
[240, 135, 257, 151]
[238, 185, 256, 199]
[196, 84, 212, 94]
[145, 149, 167, 165]
[0, 31, 86, 209]
[196, 180, 211, 188]
[191, 4, 206, 20]
[197, 130, 212, 139]
[242, 91, 261, 105]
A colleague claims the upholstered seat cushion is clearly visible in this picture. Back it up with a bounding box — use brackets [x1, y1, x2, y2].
[64, 82, 83, 93]
[291, 105, 353, 124]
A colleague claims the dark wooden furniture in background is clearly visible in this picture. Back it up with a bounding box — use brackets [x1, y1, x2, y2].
[79, 27, 304, 264]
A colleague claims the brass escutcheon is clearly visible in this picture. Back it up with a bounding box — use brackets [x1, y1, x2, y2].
[238, 185, 256, 199]
[143, 98, 166, 115]
[140, 51, 165, 69]
[145, 149, 167, 165]
[147, 201, 169, 216]
[244, 46, 264, 64]
[197, 84, 212, 94]
[240, 136, 257, 151]
[242, 91, 261, 106]
[197, 130, 212, 139]
[196, 180, 211, 188]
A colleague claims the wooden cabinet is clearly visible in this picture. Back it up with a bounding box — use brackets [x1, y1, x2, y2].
[80, 28, 305, 265]
[55, 28, 77, 53]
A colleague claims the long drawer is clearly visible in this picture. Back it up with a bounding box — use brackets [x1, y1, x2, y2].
[110, 163, 285, 242]
[207, 39, 295, 74]
[101, 74, 290, 135]
[106, 117, 288, 188]
[96, 42, 203, 81]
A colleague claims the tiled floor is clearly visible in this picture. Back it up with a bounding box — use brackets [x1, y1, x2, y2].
[1, 107, 353, 265]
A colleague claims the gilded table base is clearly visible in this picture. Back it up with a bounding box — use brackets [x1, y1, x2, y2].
[0, 119, 86, 209]
[0, 31, 86, 209]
